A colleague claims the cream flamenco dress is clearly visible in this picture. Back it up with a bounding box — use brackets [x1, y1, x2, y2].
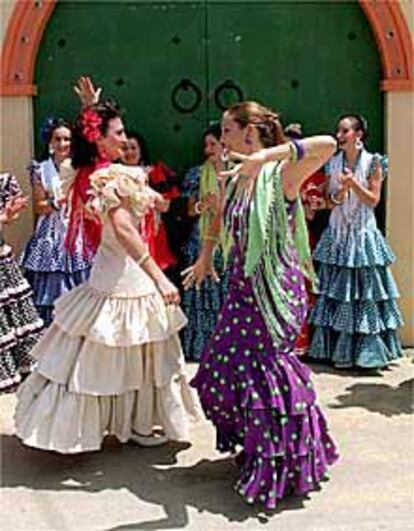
[15, 164, 200, 453]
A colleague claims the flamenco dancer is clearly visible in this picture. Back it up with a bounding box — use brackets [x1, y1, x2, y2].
[183, 102, 339, 509]
[15, 100, 199, 452]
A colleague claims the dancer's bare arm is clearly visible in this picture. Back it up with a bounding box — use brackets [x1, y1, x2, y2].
[221, 136, 337, 200]
[108, 203, 180, 305]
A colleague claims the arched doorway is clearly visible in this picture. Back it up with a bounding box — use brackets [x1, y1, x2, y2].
[31, 0, 384, 178]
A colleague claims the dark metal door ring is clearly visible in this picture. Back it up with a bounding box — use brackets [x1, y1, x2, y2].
[214, 80, 244, 111]
[171, 79, 202, 114]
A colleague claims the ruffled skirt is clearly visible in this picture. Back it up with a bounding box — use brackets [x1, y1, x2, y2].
[308, 226, 403, 368]
[15, 282, 200, 453]
[0, 244, 43, 392]
[191, 252, 338, 509]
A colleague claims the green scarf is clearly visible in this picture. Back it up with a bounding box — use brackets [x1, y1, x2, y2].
[228, 161, 317, 343]
[199, 160, 220, 241]
[199, 160, 233, 259]
[245, 161, 317, 282]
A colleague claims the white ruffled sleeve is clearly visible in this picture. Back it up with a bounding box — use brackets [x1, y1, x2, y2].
[86, 163, 154, 218]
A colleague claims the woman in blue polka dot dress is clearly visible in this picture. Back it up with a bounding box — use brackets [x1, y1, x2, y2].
[308, 115, 403, 369]
[21, 119, 92, 325]
[183, 102, 339, 509]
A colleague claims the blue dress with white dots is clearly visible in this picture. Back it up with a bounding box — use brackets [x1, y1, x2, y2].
[308, 150, 403, 368]
[21, 159, 92, 325]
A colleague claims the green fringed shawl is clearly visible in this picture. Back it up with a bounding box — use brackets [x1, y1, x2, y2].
[199, 160, 220, 242]
[199, 160, 233, 259]
[230, 161, 317, 343]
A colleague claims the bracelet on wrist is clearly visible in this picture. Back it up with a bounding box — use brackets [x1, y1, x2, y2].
[287, 139, 305, 162]
[137, 251, 150, 266]
[203, 235, 220, 243]
[194, 201, 203, 215]
[47, 197, 60, 211]
[330, 192, 345, 206]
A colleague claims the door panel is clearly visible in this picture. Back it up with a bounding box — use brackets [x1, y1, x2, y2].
[34, 1, 207, 175]
[35, 1, 383, 173]
[207, 2, 383, 151]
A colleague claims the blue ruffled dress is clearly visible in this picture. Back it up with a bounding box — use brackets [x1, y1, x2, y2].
[21, 159, 91, 326]
[308, 151, 403, 368]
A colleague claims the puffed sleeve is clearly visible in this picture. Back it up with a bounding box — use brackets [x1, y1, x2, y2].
[369, 153, 387, 180]
[87, 163, 154, 218]
[27, 160, 42, 187]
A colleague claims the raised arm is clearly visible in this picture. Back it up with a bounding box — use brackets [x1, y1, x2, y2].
[280, 136, 337, 199]
[222, 136, 337, 200]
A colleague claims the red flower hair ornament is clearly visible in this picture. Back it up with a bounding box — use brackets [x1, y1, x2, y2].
[81, 109, 102, 143]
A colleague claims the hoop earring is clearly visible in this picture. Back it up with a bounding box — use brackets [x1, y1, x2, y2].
[49, 145, 54, 156]
[355, 139, 364, 150]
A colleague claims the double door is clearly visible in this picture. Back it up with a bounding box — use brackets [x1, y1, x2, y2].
[35, 0, 383, 177]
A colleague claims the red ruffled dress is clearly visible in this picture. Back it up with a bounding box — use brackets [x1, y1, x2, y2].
[142, 163, 179, 270]
[295, 169, 327, 356]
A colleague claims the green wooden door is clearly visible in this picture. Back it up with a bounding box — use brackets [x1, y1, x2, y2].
[34, 1, 383, 170]
[34, 0, 208, 175]
[206, 1, 383, 147]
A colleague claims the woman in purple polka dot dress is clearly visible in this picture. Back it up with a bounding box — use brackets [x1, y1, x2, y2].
[183, 102, 339, 509]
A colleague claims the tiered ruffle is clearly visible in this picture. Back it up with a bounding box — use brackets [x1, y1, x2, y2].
[25, 269, 90, 325]
[309, 227, 403, 368]
[0, 245, 43, 392]
[192, 349, 338, 509]
[15, 282, 200, 453]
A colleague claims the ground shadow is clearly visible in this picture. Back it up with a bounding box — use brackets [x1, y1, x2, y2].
[1, 435, 311, 529]
[329, 378, 413, 417]
[304, 359, 388, 378]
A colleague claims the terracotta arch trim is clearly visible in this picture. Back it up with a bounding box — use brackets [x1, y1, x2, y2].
[0, 0, 56, 96]
[359, 0, 413, 91]
[1, 0, 413, 96]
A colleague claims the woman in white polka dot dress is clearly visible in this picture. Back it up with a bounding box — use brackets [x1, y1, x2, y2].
[308, 115, 403, 368]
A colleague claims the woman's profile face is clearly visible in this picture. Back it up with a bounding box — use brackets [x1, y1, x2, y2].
[98, 117, 127, 161]
[220, 113, 245, 153]
[203, 134, 223, 161]
[50, 126, 71, 161]
[122, 137, 142, 166]
[336, 118, 360, 151]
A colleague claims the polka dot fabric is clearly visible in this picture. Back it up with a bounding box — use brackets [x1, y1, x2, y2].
[309, 209, 403, 368]
[21, 162, 92, 325]
[191, 200, 338, 509]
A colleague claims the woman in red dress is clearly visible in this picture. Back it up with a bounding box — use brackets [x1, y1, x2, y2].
[122, 131, 178, 272]
[284, 123, 328, 355]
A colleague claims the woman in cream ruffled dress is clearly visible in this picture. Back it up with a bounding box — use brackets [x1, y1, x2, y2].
[15, 100, 199, 453]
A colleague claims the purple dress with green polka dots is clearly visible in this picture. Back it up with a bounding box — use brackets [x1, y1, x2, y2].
[191, 195, 338, 509]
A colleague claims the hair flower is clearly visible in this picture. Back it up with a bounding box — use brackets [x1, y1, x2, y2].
[81, 109, 102, 143]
